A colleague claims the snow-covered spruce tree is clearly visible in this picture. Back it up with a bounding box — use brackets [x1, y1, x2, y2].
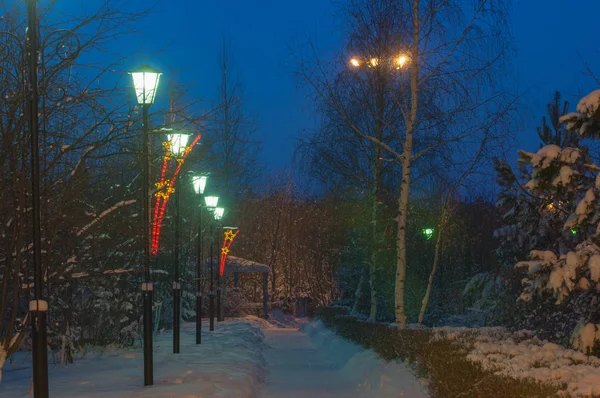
[514, 89, 600, 353]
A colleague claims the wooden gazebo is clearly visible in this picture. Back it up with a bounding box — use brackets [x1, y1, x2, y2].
[224, 256, 271, 319]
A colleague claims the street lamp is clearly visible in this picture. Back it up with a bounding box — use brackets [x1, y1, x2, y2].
[214, 207, 225, 220]
[168, 132, 191, 156]
[422, 228, 434, 240]
[130, 64, 162, 386]
[204, 196, 219, 209]
[192, 174, 208, 344]
[167, 131, 190, 355]
[204, 195, 219, 331]
[192, 175, 208, 195]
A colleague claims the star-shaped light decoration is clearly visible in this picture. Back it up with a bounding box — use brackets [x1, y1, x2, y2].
[224, 229, 235, 241]
[221, 247, 230, 255]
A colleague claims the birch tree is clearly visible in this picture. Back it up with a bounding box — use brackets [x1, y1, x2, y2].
[297, 0, 513, 327]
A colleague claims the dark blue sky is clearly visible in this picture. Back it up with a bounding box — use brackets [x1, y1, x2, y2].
[58, 0, 600, 170]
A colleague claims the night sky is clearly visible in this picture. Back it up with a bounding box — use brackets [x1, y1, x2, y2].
[60, 0, 600, 170]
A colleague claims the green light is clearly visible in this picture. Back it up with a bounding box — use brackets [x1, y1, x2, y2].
[571, 228, 577, 235]
[422, 228, 434, 240]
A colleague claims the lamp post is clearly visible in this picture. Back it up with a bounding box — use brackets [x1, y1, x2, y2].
[204, 196, 219, 331]
[192, 175, 207, 343]
[214, 207, 225, 322]
[130, 64, 162, 386]
[167, 132, 190, 354]
[349, 53, 409, 321]
[26, 2, 49, 396]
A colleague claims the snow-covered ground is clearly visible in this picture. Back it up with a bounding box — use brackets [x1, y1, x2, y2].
[1, 318, 268, 397]
[433, 326, 600, 397]
[262, 320, 428, 398]
[0, 314, 428, 397]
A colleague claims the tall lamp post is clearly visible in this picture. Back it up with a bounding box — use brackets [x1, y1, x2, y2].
[192, 175, 208, 343]
[130, 64, 162, 386]
[167, 132, 190, 354]
[26, 2, 49, 396]
[214, 207, 225, 322]
[204, 195, 219, 331]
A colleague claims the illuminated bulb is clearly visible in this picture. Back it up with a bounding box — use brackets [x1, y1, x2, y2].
[369, 58, 379, 67]
[396, 55, 408, 68]
[350, 58, 360, 67]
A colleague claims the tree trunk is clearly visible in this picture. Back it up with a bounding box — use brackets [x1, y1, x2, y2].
[394, 0, 420, 329]
[418, 225, 443, 327]
[351, 265, 367, 315]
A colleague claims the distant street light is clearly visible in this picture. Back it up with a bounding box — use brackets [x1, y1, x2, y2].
[214, 207, 225, 220]
[422, 228, 434, 240]
[168, 132, 191, 156]
[349, 53, 410, 70]
[192, 175, 208, 195]
[130, 63, 162, 386]
[192, 174, 208, 344]
[204, 196, 219, 209]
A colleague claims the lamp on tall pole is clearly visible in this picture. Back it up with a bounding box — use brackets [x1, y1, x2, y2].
[166, 131, 190, 354]
[214, 207, 225, 322]
[26, 1, 49, 396]
[192, 175, 208, 343]
[204, 195, 219, 331]
[130, 64, 162, 386]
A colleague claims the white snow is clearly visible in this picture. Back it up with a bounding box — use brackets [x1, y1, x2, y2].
[1, 316, 428, 398]
[552, 165, 577, 186]
[576, 90, 600, 118]
[1, 319, 268, 397]
[433, 326, 600, 397]
[262, 320, 428, 398]
[590, 255, 600, 282]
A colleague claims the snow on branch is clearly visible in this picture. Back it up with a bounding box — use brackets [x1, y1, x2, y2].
[76, 199, 136, 237]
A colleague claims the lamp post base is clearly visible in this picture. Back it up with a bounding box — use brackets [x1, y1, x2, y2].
[173, 283, 181, 354]
[142, 283, 154, 386]
[30, 300, 49, 398]
[216, 288, 221, 322]
[196, 293, 202, 344]
[209, 292, 215, 331]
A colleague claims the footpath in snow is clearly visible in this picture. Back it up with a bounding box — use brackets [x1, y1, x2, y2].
[0, 312, 428, 397]
[261, 311, 428, 398]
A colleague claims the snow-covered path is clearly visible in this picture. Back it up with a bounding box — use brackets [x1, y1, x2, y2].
[261, 322, 428, 398]
[262, 328, 357, 397]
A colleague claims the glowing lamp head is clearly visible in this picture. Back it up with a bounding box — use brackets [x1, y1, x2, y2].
[214, 207, 224, 220]
[168, 132, 190, 157]
[192, 175, 207, 195]
[350, 58, 360, 67]
[369, 58, 379, 67]
[422, 228, 434, 240]
[130, 65, 162, 105]
[396, 55, 408, 68]
[204, 196, 219, 209]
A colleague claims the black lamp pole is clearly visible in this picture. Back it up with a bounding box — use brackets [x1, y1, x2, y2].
[172, 177, 181, 353]
[209, 221, 215, 331]
[195, 200, 203, 343]
[141, 103, 154, 386]
[27, 1, 49, 396]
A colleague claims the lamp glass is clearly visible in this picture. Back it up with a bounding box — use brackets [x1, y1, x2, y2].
[422, 228, 434, 240]
[131, 65, 162, 105]
[192, 175, 208, 195]
[168, 133, 190, 156]
[204, 196, 219, 208]
[214, 207, 224, 220]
